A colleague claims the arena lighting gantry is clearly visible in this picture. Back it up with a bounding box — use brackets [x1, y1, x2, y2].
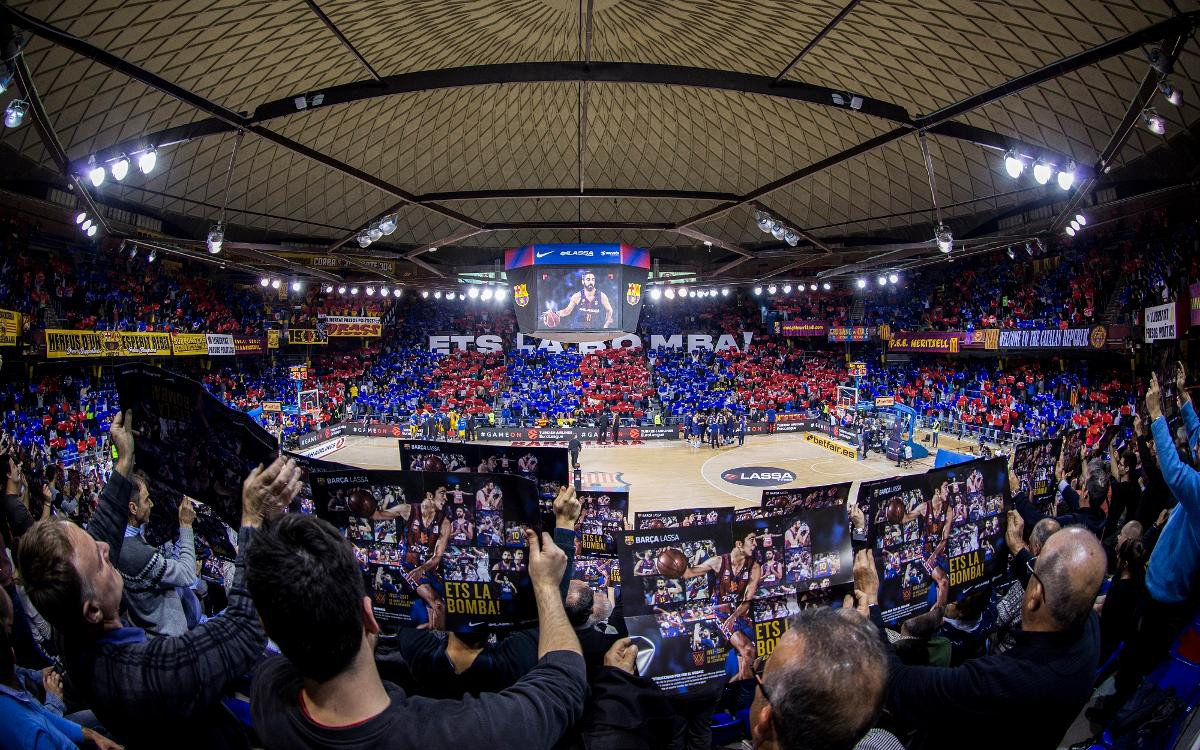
[1, 3, 1195, 276]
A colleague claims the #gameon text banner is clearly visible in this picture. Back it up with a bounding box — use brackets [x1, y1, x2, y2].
[0, 309, 20, 346]
[46, 330, 172, 359]
[428, 331, 754, 354]
[1144, 302, 1177, 342]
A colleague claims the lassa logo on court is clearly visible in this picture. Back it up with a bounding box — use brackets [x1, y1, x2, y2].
[723, 466, 795, 487]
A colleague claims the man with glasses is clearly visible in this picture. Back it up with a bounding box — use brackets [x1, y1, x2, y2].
[747, 607, 889, 750]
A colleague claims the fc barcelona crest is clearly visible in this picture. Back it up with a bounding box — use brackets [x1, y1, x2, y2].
[626, 282, 642, 306]
[513, 283, 530, 307]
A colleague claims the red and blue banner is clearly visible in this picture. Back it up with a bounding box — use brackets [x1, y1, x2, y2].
[504, 243, 650, 270]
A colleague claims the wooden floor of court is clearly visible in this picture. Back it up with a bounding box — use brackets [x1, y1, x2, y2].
[332, 429, 984, 513]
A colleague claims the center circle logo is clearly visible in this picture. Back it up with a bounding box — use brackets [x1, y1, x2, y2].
[722, 466, 796, 487]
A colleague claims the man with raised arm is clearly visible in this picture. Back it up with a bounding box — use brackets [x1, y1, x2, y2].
[16, 410, 303, 749]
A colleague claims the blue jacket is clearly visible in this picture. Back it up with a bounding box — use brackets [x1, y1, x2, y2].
[1147, 400, 1200, 604]
[0, 684, 82, 749]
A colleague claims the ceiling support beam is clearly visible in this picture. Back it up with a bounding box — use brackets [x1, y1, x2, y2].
[773, 0, 862, 82]
[0, 3, 482, 237]
[302, 0, 383, 82]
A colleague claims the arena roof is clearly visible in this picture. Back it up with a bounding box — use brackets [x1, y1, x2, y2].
[0, 1, 1197, 284]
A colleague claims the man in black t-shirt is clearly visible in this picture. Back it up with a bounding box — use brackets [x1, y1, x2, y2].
[246, 511, 586, 749]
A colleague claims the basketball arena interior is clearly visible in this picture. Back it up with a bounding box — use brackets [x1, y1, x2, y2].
[0, 2, 1199, 749]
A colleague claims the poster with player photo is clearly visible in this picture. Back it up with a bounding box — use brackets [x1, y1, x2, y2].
[575, 554, 621, 605]
[761, 482, 852, 513]
[776, 497, 854, 595]
[863, 457, 1010, 624]
[310, 468, 541, 632]
[616, 524, 734, 618]
[624, 604, 731, 696]
[1060, 428, 1087, 480]
[633, 507, 735, 530]
[1011, 437, 1063, 512]
[398, 440, 570, 519]
[574, 491, 628, 556]
[115, 363, 278, 532]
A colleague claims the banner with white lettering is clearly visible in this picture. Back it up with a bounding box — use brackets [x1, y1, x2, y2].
[205, 333, 235, 356]
[997, 326, 1107, 350]
[1144, 302, 1177, 343]
[427, 332, 754, 354]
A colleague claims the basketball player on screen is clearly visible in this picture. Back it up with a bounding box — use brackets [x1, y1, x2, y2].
[547, 270, 614, 328]
[680, 531, 762, 680]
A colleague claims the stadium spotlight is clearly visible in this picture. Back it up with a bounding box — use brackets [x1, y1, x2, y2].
[81, 219, 92, 231]
[1065, 225, 1076, 237]
[664, 287, 676, 300]
[147, 249, 156, 263]
[394, 288, 403, 298]
[445, 293, 456, 301]
[1025, 242, 1034, 256]
[290, 281, 303, 292]
[338, 285, 347, 294]
[137, 148, 158, 175]
[379, 214, 398, 235]
[703, 240, 712, 246]
[75, 211, 87, 224]
[767, 284, 778, 295]
[935, 224, 953, 254]
[753, 286, 762, 296]
[206, 223, 224, 254]
[1056, 161, 1076, 191]
[721, 288, 730, 296]
[782, 284, 792, 294]
[678, 286, 688, 297]
[1075, 213, 1086, 226]
[366, 286, 375, 296]
[1142, 107, 1166, 135]
[494, 288, 506, 301]
[367, 227, 382, 242]
[467, 286, 479, 299]
[0, 71, 9, 95]
[755, 210, 775, 233]
[650, 287, 662, 301]
[809, 283, 817, 291]
[323, 284, 333, 293]
[856, 278, 867, 289]
[421, 290, 429, 298]
[877, 276, 887, 286]
[379, 286, 388, 296]
[3, 99, 28, 128]
[129, 245, 137, 259]
[87, 158, 105, 187]
[110, 156, 130, 181]
[822, 282, 831, 291]
[350, 287, 359, 295]
[771, 224, 786, 240]
[1007, 247, 1016, 259]
[433, 291, 441, 299]
[888, 273, 898, 284]
[481, 287, 492, 301]
[271, 278, 281, 290]
[1002, 149, 1025, 179]
[259, 277, 270, 287]
[784, 229, 800, 247]
[86, 225, 97, 237]
[1032, 159, 1053, 185]
[1160, 80, 1183, 106]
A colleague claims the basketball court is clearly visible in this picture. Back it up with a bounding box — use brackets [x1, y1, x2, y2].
[331, 428, 983, 514]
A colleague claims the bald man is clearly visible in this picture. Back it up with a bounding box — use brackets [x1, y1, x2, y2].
[748, 607, 892, 750]
[861, 527, 1106, 750]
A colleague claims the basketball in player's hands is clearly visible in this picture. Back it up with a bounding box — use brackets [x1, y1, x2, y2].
[885, 498, 905, 525]
[656, 548, 689, 577]
[348, 488, 377, 518]
[542, 309, 561, 328]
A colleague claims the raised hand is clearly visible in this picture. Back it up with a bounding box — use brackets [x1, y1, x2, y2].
[241, 456, 302, 527]
[553, 485, 581, 529]
[178, 496, 196, 528]
[524, 528, 567, 591]
[1146, 373, 1164, 421]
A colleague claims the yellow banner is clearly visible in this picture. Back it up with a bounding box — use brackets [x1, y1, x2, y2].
[46, 330, 173, 359]
[267, 329, 280, 349]
[983, 328, 1000, 351]
[288, 329, 328, 345]
[804, 432, 858, 460]
[171, 333, 209, 356]
[0, 309, 20, 346]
